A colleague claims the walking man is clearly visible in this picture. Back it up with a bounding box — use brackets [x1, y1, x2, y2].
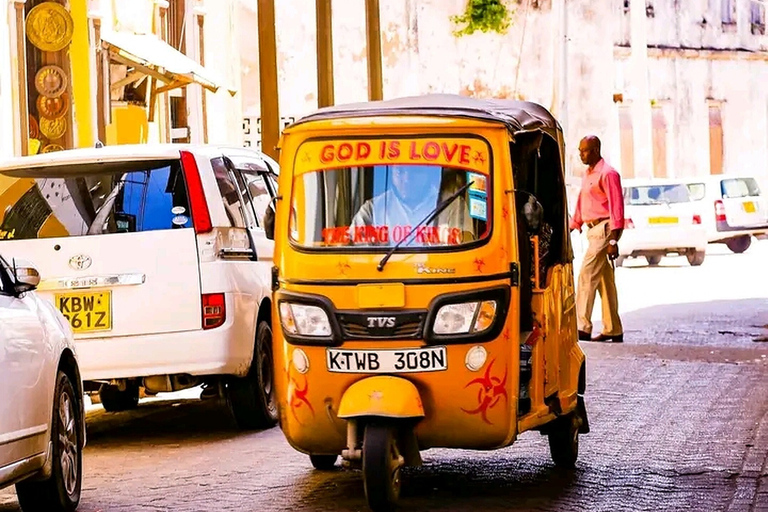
[570, 136, 625, 343]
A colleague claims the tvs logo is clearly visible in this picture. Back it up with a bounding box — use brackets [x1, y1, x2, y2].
[461, 359, 508, 425]
[367, 316, 396, 328]
[68, 254, 92, 271]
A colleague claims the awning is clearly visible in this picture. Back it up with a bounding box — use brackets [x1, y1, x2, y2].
[100, 31, 237, 96]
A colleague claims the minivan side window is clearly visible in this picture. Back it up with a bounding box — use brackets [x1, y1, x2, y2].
[0, 161, 192, 240]
[237, 170, 273, 228]
[686, 183, 706, 201]
[211, 158, 248, 228]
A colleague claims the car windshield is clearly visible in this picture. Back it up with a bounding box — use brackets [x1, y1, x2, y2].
[289, 136, 492, 250]
[721, 178, 761, 198]
[625, 184, 691, 205]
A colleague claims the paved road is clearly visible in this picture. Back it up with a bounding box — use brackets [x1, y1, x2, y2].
[2, 242, 767, 512]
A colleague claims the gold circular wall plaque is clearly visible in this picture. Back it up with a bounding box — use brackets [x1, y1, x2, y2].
[29, 115, 40, 139]
[35, 65, 68, 98]
[26, 2, 74, 52]
[41, 143, 65, 153]
[37, 92, 69, 118]
[40, 116, 67, 140]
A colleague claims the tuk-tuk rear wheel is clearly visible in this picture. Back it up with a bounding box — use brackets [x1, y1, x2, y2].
[309, 454, 338, 470]
[548, 413, 579, 469]
[363, 424, 403, 512]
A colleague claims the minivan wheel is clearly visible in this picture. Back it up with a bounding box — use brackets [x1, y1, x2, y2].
[687, 250, 706, 266]
[725, 236, 751, 254]
[645, 255, 662, 266]
[226, 321, 278, 430]
[98, 383, 139, 412]
[16, 371, 82, 512]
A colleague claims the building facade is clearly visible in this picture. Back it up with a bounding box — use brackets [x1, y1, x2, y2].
[238, 0, 768, 186]
[0, 0, 243, 159]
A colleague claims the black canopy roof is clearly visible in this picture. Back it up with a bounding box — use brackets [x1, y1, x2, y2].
[290, 94, 562, 141]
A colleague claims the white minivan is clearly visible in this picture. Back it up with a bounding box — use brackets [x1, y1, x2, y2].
[0, 145, 279, 429]
[682, 175, 768, 253]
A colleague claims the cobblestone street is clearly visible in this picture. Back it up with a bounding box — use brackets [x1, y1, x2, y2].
[2, 244, 767, 512]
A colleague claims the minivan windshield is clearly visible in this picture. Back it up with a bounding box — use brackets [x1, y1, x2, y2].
[624, 184, 691, 206]
[288, 136, 492, 250]
[0, 160, 190, 241]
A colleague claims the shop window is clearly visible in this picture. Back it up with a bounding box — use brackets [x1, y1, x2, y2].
[721, 0, 736, 26]
[168, 0, 190, 143]
[751, 2, 766, 35]
[651, 106, 667, 178]
[709, 105, 724, 175]
[618, 105, 635, 179]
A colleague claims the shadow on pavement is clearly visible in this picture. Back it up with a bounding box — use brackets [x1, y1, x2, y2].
[293, 453, 581, 512]
[84, 397, 250, 447]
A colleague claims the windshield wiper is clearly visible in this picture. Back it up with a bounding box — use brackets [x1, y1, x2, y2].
[377, 181, 475, 272]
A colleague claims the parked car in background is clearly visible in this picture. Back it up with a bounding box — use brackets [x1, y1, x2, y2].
[0, 144, 279, 430]
[0, 255, 84, 511]
[681, 176, 768, 253]
[618, 179, 707, 267]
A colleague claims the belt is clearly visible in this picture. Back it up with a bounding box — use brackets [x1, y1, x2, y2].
[585, 218, 609, 229]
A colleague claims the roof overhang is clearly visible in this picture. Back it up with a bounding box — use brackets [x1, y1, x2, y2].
[101, 31, 237, 96]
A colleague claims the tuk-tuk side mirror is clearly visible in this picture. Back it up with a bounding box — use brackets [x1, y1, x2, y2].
[522, 194, 544, 235]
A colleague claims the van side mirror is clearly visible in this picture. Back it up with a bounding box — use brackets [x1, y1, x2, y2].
[264, 206, 275, 240]
[13, 259, 41, 294]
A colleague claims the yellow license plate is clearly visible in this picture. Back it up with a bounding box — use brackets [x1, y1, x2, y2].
[55, 291, 112, 333]
[649, 216, 679, 224]
[743, 201, 756, 213]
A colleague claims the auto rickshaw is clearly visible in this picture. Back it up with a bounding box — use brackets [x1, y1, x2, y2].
[266, 94, 589, 511]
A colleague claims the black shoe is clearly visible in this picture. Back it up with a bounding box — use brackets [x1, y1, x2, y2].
[591, 333, 623, 343]
[578, 330, 592, 341]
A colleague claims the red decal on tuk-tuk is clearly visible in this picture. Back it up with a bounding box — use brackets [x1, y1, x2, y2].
[461, 359, 508, 425]
[289, 374, 314, 424]
[320, 225, 464, 246]
[473, 257, 486, 273]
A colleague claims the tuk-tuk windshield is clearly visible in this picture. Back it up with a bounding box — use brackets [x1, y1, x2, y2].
[290, 164, 491, 249]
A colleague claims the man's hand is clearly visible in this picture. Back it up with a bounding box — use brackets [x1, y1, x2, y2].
[607, 240, 619, 260]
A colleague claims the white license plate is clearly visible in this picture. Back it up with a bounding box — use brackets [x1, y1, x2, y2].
[326, 346, 447, 374]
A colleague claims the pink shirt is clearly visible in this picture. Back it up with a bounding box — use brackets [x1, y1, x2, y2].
[569, 159, 625, 231]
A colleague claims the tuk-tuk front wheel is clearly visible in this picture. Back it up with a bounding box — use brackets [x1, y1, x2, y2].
[363, 424, 404, 512]
[309, 454, 338, 470]
[547, 413, 579, 469]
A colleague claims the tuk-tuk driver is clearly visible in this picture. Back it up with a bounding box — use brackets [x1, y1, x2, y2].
[350, 165, 474, 245]
[569, 135, 625, 343]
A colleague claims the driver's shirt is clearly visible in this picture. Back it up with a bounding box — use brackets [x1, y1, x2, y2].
[351, 189, 438, 228]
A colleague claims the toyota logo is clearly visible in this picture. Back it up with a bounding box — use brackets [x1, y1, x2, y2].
[68, 254, 92, 271]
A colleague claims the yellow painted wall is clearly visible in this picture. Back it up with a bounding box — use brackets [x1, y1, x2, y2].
[106, 104, 150, 145]
[68, 0, 94, 148]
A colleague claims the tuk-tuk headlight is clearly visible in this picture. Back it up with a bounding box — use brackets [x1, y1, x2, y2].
[433, 300, 497, 335]
[279, 303, 332, 337]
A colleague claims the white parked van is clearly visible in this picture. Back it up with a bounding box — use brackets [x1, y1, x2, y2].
[681, 175, 768, 253]
[0, 145, 279, 429]
[619, 179, 708, 266]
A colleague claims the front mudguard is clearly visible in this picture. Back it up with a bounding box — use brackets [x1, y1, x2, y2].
[338, 376, 425, 419]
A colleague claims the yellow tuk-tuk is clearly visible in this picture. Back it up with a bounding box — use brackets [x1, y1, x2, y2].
[267, 94, 589, 511]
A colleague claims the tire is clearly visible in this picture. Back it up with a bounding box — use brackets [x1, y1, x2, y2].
[687, 250, 706, 266]
[16, 371, 83, 512]
[98, 383, 139, 412]
[614, 256, 626, 268]
[645, 255, 662, 266]
[547, 413, 579, 469]
[725, 236, 751, 254]
[363, 424, 403, 512]
[309, 454, 338, 470]
[226, 321, 278, 430]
